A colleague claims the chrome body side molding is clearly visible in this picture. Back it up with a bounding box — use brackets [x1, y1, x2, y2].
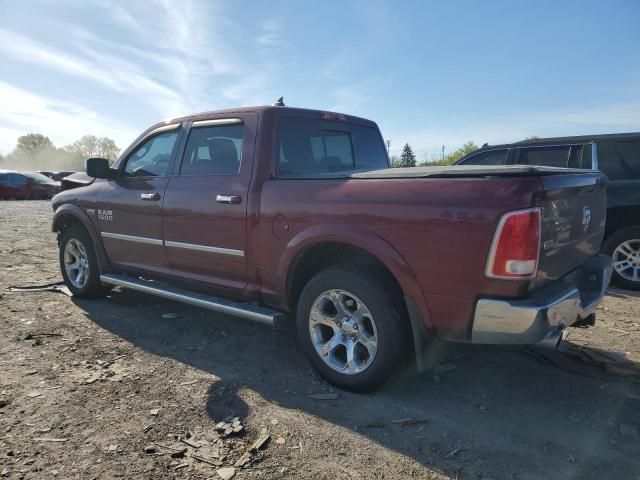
[100, 233, 244, 257]
[101, 232, 163, 246]
[165, 240, 244, 257]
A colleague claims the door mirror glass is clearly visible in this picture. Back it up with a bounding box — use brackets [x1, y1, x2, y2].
[86, 157, 116, 179]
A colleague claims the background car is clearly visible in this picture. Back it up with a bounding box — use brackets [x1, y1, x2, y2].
[38, 170, 55, 180]
[51, 171, 76, 181]
[38, 170, 77, 181]
[456, 132, 640, 290]
[0, 171, 61, 200]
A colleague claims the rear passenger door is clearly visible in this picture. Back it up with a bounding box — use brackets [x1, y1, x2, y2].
[162, 114, 258, 295]
[595, 139, 640, 209]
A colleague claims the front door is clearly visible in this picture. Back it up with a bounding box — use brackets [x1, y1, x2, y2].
[96, 125, 182, 276]
[162, 114, 257, 295]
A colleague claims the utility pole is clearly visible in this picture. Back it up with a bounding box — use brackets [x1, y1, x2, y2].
[442, 145, 445, 162]
[386, 140, 391, 154]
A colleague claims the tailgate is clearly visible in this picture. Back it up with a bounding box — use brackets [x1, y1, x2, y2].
[536, 172, 607, 286]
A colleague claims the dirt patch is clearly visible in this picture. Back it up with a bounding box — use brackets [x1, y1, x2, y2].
[0, 201, 639, 479]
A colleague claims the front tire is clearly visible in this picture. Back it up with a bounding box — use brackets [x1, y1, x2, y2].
[603, 226, 640, 291]
[296, 266, 407, 392]
[59, 226, 108, 298]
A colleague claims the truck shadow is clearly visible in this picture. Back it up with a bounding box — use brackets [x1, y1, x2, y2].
[606, 286, 640, 299]
[76, 290, 640, 479]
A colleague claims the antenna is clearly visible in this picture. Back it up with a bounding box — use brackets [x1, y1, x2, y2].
[273, 96, 285, 107]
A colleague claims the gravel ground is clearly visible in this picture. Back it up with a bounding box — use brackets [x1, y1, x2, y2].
[0, 200, 639, 480]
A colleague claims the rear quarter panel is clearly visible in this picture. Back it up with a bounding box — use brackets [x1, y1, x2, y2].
[258, 176, 542, 339]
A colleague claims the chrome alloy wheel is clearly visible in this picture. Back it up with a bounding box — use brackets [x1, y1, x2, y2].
[64, 238, 89, 289]
[308, 289, 378, 375]
[613, 239, 640, 283]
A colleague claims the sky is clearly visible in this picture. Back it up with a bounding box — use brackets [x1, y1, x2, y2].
[0, 0, 639, 159]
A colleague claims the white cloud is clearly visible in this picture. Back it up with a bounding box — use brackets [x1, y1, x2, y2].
[95, 1, 147, 37]
[257, 19, 284, 47]
[0, 1, 294, 146]
[0, 81, 136, 153]
[0, 28, 184, 114]
[331, 76, 391, 112]
[92, 0, 275, 111]
[0, 0, 256, 120]
[0, 1, 286, 154]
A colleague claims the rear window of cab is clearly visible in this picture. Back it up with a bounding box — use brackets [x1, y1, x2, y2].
[276, 118, 388, 176]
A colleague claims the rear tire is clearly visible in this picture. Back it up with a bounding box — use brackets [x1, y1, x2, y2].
[59, 226, 109, 298]
[603, 226, 640, 291]
[296, 266, 407, 392]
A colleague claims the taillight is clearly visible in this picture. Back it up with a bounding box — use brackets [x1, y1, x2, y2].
[486, 208, 541, 279]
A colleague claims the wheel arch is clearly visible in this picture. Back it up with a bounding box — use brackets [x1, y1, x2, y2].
[278, 225, 433, 369]
[52, 204, 111, 273]
[280, 226, 422, 308]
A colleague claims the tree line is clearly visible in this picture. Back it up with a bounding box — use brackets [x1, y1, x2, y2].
[0, 132, 481, 172]
[0, 133, 121, 172]
[390, 141, 480, 167]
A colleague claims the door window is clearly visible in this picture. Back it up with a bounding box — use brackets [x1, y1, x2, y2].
[7, 173, 27, 185]
[180, 124, 244, 175]
[123, 131, 179, 177]
[583, 140, 640, 179]
[518, 146, 571, 167]
[616, 140, 640, 178]
[596, 141, 627, 179]
[458, 149, 508, 165]
[568, 145, 583, 168]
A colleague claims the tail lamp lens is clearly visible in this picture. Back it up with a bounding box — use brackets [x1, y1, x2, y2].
[486, 208, 541, 279]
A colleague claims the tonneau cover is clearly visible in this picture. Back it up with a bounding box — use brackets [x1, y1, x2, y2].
[279, 165, 600, 180]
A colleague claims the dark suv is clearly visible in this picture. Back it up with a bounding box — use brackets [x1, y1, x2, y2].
[456, 132, 640, 290]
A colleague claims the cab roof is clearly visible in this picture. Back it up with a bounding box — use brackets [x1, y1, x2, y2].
[162, 105, 376, 128]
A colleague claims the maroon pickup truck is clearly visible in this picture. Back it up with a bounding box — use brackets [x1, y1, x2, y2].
[51, 105, 612, 391]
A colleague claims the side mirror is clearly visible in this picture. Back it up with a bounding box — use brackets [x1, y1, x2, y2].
[85, 158, 117, 179]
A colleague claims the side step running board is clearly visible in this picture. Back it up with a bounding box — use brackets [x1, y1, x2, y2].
[100, 274, 285, 327]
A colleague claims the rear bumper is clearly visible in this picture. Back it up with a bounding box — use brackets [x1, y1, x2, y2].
[471, 255, 612, 344]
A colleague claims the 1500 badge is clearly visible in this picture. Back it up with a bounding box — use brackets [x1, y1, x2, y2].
[97, 209, 113, 221]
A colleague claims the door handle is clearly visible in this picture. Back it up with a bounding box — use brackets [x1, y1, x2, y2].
[140, 192, 161, 201]
[216, 194, 241, 204]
